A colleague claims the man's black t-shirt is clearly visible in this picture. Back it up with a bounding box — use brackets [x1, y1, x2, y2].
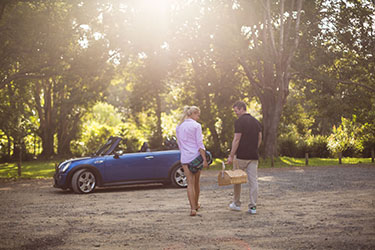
[234, 113, 262, 160]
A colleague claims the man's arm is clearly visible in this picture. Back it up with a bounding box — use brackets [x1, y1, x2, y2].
[226, 133, 242, 164]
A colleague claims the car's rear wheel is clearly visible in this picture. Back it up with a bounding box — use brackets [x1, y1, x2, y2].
[171, 164, 187, 188]
[71, 169, 96, 194]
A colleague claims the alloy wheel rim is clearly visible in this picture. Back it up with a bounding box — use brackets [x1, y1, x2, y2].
[174, 167, 187, 187]
[78, 171, 96, 193]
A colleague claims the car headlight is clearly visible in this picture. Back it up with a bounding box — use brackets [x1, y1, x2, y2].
[61, 162, 72, 172]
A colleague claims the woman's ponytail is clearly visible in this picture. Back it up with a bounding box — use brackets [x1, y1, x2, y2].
[178, 106, 200, 125]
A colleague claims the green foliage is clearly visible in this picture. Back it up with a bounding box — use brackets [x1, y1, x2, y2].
[116, 123, 143, 153]
[71, 102, 122, 156]
[86, 102, 122, 127]
[327, 116, 363, 156]
[71, 123, 115, 156]
[305, 135, 330, 158]
[0, 0, 374, 162]
[358, 122, 375, 157]
[278, 114, 373, 158]
[278, 134, 308, 158]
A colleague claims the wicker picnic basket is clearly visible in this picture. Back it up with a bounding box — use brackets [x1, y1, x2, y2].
[218, 162, 248, 186]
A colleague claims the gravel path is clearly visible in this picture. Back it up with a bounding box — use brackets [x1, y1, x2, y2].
[0, 165, 374, 250]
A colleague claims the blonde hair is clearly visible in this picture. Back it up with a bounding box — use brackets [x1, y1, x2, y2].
[179, 106, 200, 125]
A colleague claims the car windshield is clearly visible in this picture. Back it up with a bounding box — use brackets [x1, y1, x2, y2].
[94, 137, 119, 156]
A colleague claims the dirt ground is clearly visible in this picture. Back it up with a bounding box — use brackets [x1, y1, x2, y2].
[0, 165, 374, 250]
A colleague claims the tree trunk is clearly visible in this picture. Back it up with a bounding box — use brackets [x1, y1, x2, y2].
[207, 123, 221, 156]
[201, 105, 221, 157]
[34, 79, 55, 157]
[57, 108, 81, 157]
[260, 91, 285, 157]
[17, 138, 22, 177]
[57, 127, 72, 156]
[201, 87, 222, 156]
[7, 134, 11, 160]
[153, 93, 163, 149]
[41, 127, 55, 157]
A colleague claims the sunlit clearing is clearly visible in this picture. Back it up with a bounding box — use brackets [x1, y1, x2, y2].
[258, 176, 275, 182]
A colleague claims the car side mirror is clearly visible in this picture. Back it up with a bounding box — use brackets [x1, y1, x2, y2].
[114, 153, 120, 159]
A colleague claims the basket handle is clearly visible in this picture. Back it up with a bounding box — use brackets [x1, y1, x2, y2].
[221, 162, 226, 177]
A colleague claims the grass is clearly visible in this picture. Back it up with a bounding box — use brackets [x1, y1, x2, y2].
[0, 157, 373, 179]
[0, 160, 58, 178]
[208, 156, 374, 170]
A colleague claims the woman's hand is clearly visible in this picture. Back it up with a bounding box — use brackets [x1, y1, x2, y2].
[203, 160, 209, 169]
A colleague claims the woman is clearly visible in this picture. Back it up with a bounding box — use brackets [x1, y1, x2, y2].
[176, 106, 208, 216]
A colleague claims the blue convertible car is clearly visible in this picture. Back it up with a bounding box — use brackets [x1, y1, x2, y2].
[53, 136, 186, 194]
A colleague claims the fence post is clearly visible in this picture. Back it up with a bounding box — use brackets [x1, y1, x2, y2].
[371, 148, 374, 163]
[338, 152, 342, 164]
[17, 162, 21, 177]
[17, 142, 22, 177]
[305, 153, 309, 166]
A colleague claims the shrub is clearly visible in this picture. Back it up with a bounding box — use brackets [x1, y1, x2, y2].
[278, 134, 330, 158]
[327, 117, 363, 157]
[359, 122, 375, 157]
[305, 135, 330, 158]
[278, 135, 306, 158]
[116, 124, 142, 153]
[71, 123, 115, 156]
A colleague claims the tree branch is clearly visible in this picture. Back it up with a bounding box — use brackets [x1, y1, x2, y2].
[285, 0, 303, 69]
[0, 72, 47, 89]
[238, 58, 269, 99]
[298, 72, 375, 93]
[282, 0, 295, 64]
[265, 0, 277, 58]
[279, 0, 286, 55]
[338, 79, 375, 93]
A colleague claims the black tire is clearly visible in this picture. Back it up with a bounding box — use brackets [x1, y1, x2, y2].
[71, 169, 96, 194]
[170, 164, 187, 188]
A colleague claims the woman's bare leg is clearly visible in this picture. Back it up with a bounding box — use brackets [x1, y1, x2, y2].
[194, 170, 201, 209]
[182, 165, 197, 215]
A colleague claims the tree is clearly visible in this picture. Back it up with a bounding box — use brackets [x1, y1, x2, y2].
[1, 1, 113, 157]
[292, 0, 375, 134]
[233, 0, 304, 157]
[0, 78, 33, 161]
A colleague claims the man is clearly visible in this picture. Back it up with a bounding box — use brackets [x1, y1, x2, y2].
[226, 100, 262, 214]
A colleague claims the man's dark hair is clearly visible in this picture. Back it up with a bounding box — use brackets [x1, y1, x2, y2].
[233, 101, 247, 111]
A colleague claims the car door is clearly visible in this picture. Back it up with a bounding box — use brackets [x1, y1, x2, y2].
[103, 152, 167, 183]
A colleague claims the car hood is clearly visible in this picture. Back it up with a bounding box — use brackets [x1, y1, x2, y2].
[59, 156, 92, 167]
[66, 156, 91, 163]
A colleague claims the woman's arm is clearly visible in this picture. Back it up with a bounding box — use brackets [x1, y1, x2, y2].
[199, 148, 208, 168]
[195, 125, 208, 168]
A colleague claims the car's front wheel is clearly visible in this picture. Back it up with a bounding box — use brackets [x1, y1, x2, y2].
[71, 169, 96, 194]
[171, 164, 187, 188]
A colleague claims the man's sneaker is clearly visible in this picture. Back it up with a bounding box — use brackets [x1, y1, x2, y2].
[229, 202, 241, 211]
[248, 206, 256, 214]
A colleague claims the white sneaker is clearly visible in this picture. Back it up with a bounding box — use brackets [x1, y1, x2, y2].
[229, 202, 241, 211]
[248, 206, 256, 214]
